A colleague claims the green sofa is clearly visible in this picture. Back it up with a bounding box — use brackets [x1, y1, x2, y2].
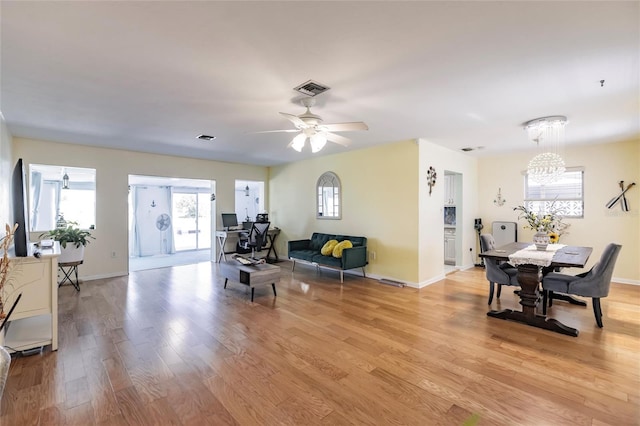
[288, 232, 368, 282]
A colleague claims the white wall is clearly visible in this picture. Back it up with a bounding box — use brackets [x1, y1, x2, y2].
[13, 137, 269, 280]
[477, 139, 639, 283]
[418, 139, 479, 286]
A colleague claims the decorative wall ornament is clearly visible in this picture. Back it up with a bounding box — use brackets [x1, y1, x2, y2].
[427, 166, 437, 196]
[493, 188, 506, 206]
[606, 181, 635, 211]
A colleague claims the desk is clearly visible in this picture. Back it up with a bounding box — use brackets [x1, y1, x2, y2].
[480, 242, 592, 337]
[215, 228, 281, 263]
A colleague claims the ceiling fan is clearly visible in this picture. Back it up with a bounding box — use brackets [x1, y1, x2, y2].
[259, 98, 368, 153]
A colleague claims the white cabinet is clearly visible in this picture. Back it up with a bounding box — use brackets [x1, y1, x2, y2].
[0, 242, 60, 352]
[444, 228, 456, 265]
[444, 175, 456, 206]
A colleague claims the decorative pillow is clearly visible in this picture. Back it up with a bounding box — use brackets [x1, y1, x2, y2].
[321, 239, 339, 256]
[332, 240, 353, 258]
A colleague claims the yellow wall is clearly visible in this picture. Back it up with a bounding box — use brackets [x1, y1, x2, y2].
[7, 134, 639, 284]
[270, 140, 420, 283]
[13, 137, 269, 279]
[477, 139, 639, 283]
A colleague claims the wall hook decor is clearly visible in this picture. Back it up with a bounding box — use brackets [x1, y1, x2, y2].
[150, 200, 157, 208]
[493, 188, 506, 206]
[427, 166, 437, 195]
[606, 181, 635, 210]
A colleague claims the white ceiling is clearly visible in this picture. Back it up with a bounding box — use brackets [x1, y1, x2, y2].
[1, 1, 638, 167]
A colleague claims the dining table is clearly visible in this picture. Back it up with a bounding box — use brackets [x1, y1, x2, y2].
[479, 242, 593, 337]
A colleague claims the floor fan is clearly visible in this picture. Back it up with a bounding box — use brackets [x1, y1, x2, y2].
[156, 213, 171, 255]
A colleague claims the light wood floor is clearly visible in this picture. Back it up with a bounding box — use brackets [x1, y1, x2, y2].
[2, 262, 639, 425]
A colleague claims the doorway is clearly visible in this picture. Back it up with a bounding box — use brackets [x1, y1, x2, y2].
[128, 175, 215, 272]
[443, 171, 462, 273]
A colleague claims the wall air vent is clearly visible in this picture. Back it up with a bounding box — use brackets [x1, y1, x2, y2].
[461, 147, 474, 152]
[293, 80, 331, 97]
[197, 134, 216, 141]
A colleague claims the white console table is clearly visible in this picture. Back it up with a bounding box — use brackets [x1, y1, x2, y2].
[0, 242, 60, 352]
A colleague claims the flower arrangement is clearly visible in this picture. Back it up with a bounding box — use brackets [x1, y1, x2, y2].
[513, 202, 570, 243]
[0, 224, 19, 319]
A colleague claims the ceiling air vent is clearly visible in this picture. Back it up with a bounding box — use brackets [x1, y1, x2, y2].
[293, 80, 330, 97]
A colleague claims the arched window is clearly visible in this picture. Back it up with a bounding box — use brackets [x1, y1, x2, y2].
[317, 172, 341, 219]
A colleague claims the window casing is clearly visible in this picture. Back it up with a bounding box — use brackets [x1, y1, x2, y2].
[524, 168, 583, 218]
[317, 172, 341, 219]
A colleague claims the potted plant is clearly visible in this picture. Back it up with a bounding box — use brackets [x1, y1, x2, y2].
[41, 222, 95, 263]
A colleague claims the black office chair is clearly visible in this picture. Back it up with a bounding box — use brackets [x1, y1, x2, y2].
[542, 243, 622, 327]
[239, 221, 270, 258]
[480, 234, 519, 304]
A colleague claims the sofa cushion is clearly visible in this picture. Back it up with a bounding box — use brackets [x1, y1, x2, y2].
[332, 240, 353, 258]
[348, 236, 366, 247]
[312, 254, 342, 268]
[309, 233, 335, 250]
[321, 239, 339, 256]
[289, 249, 318, 262]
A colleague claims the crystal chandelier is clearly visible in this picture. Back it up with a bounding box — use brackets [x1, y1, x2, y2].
[524, 116, 567, 185]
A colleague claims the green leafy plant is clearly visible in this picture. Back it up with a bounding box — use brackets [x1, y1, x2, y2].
[513, 201, 570, 241]
[40, 222, 95, 249]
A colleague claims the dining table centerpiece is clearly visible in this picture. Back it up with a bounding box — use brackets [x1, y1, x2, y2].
[513, 202, 568, 250]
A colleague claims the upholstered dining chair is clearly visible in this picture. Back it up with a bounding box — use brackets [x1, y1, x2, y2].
[480, 234, 519, 304]
[542, 243, 622, 328]
[240, 221, 270, 258]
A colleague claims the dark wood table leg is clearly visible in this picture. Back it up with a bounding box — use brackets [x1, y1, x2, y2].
[224, 278, 228, 289]
[487, 264, 579, 337]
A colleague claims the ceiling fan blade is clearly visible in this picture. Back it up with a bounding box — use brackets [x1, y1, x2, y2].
[325, 132, 351, 147]
[321, 122, 368, 132]
[279, 112, 307, 128]
[252, 129, 300, 134]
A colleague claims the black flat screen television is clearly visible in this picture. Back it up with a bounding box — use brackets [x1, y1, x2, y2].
[221, 213, 238, 230]
[11, 158, 30, 257]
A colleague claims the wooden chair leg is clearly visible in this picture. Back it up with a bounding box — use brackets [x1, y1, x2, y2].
[548, 290, 554, 307]
[488, 282, 495, 305]
[496, 284, 502, 299]
[592, 298, 603, 328]
[272, 283, 277, 297]
[542, 290, 548, 315]
[291, 260, 296, 272]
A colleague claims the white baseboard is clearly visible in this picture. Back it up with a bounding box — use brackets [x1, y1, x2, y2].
[612, 277, 640, 286]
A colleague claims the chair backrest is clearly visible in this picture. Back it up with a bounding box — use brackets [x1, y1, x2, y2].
[248, 221, 270, 249]
[0, 346, 10, 404]
[479, 234, 496, 253]
[574, 243, 622, 297]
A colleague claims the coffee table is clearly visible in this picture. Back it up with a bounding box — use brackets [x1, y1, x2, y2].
[220, 261, 280, 302]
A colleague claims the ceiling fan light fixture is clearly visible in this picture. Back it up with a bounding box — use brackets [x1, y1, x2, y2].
[310, 133, 327, 153]
[291, 133, 306, 152]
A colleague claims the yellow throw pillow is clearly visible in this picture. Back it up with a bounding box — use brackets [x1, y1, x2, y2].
[332, 240, 353, 258]
[321, 239, 339, 256]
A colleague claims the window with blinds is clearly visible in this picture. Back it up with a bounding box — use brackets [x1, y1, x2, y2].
[524, 168, 584, 218]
